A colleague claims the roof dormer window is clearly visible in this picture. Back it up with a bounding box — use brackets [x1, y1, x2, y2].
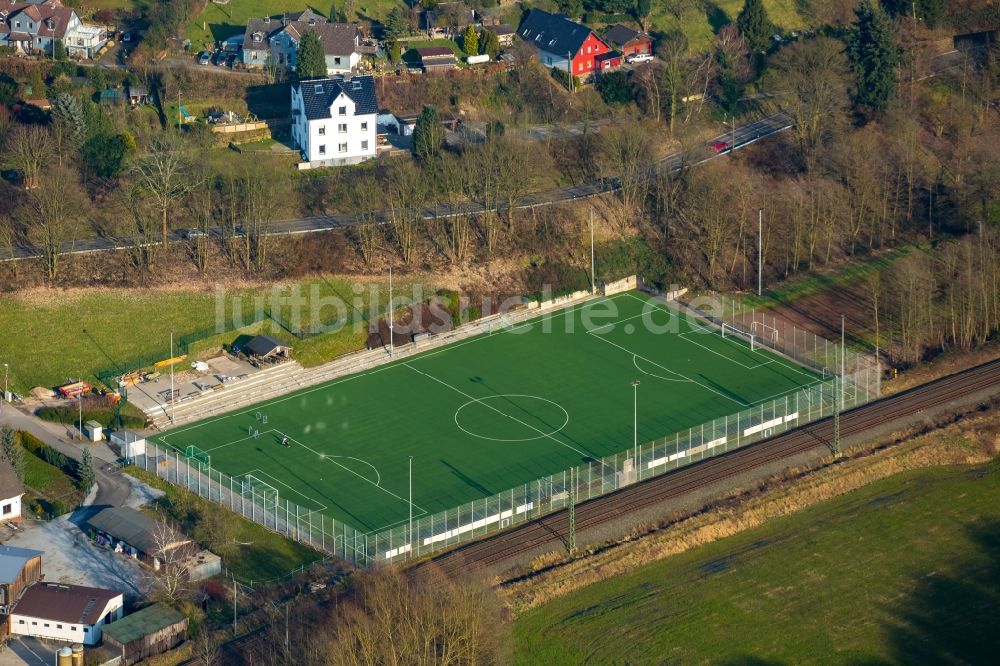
[263, 16, 271, 23]
[308, 17, 316, 25]
[45, 18, 54, 29]
[253, 31, 263, 42]
[314, 84, 324, 93]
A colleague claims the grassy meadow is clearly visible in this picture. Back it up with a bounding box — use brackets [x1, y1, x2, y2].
[513, 458, 1000, 664]
[0, 275, 431, 393]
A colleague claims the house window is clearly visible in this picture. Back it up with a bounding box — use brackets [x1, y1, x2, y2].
[577, 62, 583, 72]
[338, 106, 347, 116]
[360, 121, 368, 131]
[2, 504, 10, 515]
[334, 56, 341, 65]
[57, 624, 62, 629]
[319, 145, 326, 155]
[44, 623, 50, 628]
[31, 621, 37, 625]
[338, 123, 347, 132]
[338, 143, 347, 153]
[84, 628, 90, 633]
[318, 126, 325, 135]
[587, 61, 592, 69]
[18, 620, 24, 625]
[361, 140, 369, 150]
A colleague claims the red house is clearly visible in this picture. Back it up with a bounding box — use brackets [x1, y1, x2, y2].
[518, 9, 620, 80]
[603, 24, 654, 58]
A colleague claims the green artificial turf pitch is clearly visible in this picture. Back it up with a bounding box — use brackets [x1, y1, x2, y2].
[157, 292, 820, 533]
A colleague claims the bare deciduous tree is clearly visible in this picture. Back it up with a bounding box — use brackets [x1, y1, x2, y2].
[148, 514, 191, 607]
[4, 124, 51, 190]
[131, 136, 194, 247]
[18, 166, 85, 279]
[325, 566, 507, 666]
[602, 121, 653, 233]
[349, 179, 384, 267]
[386, 161, 426, 263]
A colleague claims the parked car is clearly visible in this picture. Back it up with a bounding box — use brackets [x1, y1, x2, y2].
[182, 228, 207, 240]
[197, 51, 211, 65]
[212, 51, 226, 66]
[710, 140, 730, 153]
[225, 53, 238, 68]
[626, 53, 654, 64]
[121, 32, 132, 43]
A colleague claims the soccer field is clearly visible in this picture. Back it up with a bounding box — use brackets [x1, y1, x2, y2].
[156, 292, 820, 534]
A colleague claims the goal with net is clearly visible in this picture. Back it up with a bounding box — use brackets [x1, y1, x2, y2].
[242, 474, 279, 512]
[184, 445, 211, 468]
[720, 322, 757, 350]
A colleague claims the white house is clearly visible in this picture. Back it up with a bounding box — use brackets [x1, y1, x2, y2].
[0, 446, 24, 524]
[10, 582, 124, 646]
[291, 75, 378, 167]
[242, 10, 360, 74]
[0, 0, 107, 58]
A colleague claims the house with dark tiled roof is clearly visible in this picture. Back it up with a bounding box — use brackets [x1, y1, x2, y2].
[242, 9, 360, 74]
[291, 74, 377, 166]
[0, 445, 24, 524]
[603, 24, 653, 58]
[9, 582, 123, 645]
[414, 46, 457, 72]
[0, 0, 106, 58]
[517, 9, 619, 80]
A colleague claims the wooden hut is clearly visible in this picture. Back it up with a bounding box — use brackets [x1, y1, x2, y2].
[100, 604, 188, 665]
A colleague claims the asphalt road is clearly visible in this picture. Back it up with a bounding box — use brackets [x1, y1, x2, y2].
[0, 112, 792, 262]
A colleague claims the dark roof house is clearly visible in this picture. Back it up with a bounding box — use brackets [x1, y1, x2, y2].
[0, 448, 24, 504]
[415, 46, 457, 71]
[89, 506, 192, 559]
[602, 24, 653, 56]
[293, 75, 376, 121]
[12, 583, 120, 625]
[518, 9, 595, 60]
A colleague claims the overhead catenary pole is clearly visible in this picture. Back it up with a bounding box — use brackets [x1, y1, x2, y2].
[77, 378, 83, 440]
[232, 577, 237, 635]
[758, 207, 764, 296]
[631, 380, 640, 473]
[567, 467, 576, 555]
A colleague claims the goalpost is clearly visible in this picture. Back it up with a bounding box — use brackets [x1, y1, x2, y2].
[242, 474, 279, 513]
[721, 322, 757, 350]
[751, 320, 780, 346]
[184, 445, 211, 468]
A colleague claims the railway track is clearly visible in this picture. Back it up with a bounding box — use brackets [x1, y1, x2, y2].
[418, 358, 1000, 577]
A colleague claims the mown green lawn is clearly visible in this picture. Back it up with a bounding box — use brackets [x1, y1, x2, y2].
[513, 459, 1000, 664]
[0, 275, 429, 393]
[184, 0, 327, 50]
[648, 0, 805, 51]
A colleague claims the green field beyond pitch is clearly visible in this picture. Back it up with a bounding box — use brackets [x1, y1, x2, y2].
[158, 293, 819, 533]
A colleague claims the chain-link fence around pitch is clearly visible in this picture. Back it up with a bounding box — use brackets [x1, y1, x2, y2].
[132, 295, 880, 567]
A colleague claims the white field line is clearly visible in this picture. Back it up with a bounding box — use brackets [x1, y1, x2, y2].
[402, 362, 609, 469]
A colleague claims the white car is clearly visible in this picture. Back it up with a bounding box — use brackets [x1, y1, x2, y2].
[626, 53, 654, 64]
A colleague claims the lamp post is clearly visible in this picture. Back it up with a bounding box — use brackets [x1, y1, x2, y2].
[723, 114, 736, 152]
[2, 363, 8, 411]
[631, 379, 640, 471]
[758, 207, 764, 297]
[408, 455, 413, 555]
[170, 330, 175, 424]
[388, 267, 394, 357]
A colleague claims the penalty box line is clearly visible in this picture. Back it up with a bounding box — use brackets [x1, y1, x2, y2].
[402, 362, 612, 471]
[236, 468, 420, 536]
[629, 293, 818, 382]
[584, 327, 751, 408]
[284, 434, 429, 519]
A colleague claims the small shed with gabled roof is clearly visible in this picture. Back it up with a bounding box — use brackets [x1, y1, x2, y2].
[100, 603, 188, 665]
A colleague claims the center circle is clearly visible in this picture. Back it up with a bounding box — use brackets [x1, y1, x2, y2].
[454, 394, 570, 442]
